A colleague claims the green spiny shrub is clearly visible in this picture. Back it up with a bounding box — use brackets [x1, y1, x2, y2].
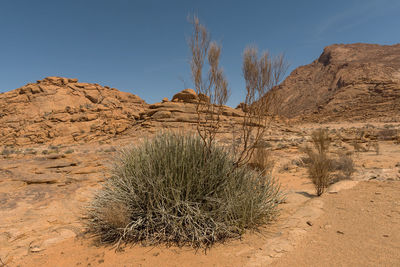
[84, 132, 282, 248]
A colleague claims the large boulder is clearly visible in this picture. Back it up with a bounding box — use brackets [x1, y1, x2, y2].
[172, 89, 198, 103]
[171, 89, 210, 103]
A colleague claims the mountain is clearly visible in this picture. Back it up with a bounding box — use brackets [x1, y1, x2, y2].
[266, 43, 400, 122]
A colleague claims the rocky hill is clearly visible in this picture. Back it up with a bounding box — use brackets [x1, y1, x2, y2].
[266, 43, 400, 122]
[0, 78, 245, 146]
[0, 77, 147, 146]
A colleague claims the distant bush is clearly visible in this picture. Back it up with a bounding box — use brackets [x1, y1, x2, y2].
[84, 133, 282, 248]
[330, 152, 355, 182]
[352, 141, 367, 153]
[248, 147, 275, 175]
[64, 149, 74, 154]
[303, 129, 332, 196]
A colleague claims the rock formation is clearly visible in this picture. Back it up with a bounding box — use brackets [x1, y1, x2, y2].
[0, 81, 244, 146]
[141, 89, 242, 129]
[265, 43, 400, 122]
[0, 77, 147, 146]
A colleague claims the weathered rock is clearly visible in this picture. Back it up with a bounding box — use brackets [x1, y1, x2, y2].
[172, 89, 198, 103]
[0, 77, 148, 146]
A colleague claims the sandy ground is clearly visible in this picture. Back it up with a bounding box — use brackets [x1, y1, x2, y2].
[272, 180, 400, 267]
[1, 123, 400, 266]
[13, 180, 400, 267]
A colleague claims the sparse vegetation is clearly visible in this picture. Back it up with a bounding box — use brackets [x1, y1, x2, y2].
[352, 141, 367, 153]
[366, 141, 380, 155]
[232, 46, 287, 167]
[188, 15, 229, 153]
[188, 15, 287, 168]
[303, 129, 332, 196]
[23, 148, 37, 155]
[303, 129, 356, 194]
[330, 152, 355, 182]
[248, 147, 275, 175]
[64, 149, 74, 154]
[84, 133, 282, 249]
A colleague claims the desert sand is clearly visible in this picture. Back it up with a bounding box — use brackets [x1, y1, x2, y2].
[0, 122, 399, 266]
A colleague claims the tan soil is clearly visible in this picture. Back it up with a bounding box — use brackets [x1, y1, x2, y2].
[0, 124, 397, 266]
[271, 181, 400, 267]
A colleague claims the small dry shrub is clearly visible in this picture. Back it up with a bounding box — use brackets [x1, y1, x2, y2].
[248, 147, 275, 175]
[352, 141, 367, 153]
[366, 141, 380, 155]
[330, 152, 355, 182]
[307, 152, 331, 196]
[303, 129, 332, 196]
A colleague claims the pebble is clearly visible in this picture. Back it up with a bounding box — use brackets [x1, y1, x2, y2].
[30, 247, 44, 253]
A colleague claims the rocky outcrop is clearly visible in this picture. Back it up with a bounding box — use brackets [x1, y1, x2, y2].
[171, 88, 210, 103]
[0, 82, 244, 146]
[143, 89, 243, 125]
[0, 77, 147, 145]
[265, 43, 400, 122]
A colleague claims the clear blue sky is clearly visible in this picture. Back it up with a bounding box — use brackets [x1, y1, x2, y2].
[1, 0, 399, 106]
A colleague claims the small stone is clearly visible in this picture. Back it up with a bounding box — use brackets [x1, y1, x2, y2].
[336, 230, 344, 235]
[306, 221, 313, 226]
[383, 234, 389, 237]
[46, 153, 65, 160]
[30, 247, 44, 253]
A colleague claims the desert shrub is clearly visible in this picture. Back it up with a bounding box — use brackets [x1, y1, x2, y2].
[366, 141, 380, 155]
[303, 129, 332, 196]
[64, 149, 74, 154]
[306, 151, 331, 196]
[351, 141, 367, 153]
[248, 147, 275, 175]
[330, 152, 355, 182]
[84, 133, 282, 248]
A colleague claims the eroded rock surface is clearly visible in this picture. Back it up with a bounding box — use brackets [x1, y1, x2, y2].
[0, 77, 147, 146]
[266, 43, 400, 122]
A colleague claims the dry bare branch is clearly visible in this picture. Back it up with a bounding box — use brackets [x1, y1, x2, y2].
[233, 46, 288, 167]
[188, 15, 229, 153]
